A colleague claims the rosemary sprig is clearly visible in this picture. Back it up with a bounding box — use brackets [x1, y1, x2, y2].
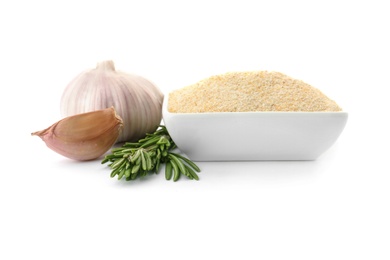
[101, 125, 200, 182]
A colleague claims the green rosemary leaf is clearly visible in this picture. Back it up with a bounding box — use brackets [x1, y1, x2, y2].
[110, 157, 125, 169]
[131, 164, 140, 174]
[169, 154, 187, 175]
[130, 150, 141, 163]
[123, 142, 140, 148]
[156, 149, 161, 160]
[118, 168, 125, 180]
[156, 136, 169, 145]
[102, 153, 122, 161]
[165, 161, 173, 180]
[140, 170, 148, 177]
[184, 164, 199, 181]
[120, 148, 136, 154]
[140, 136, 160, 148]
[183, 171, 194, 180]
[101, 158, 110, 164]
[110, 167, 121, 178]
[130, 171, 138, 180]
[144, 152, 152, 170]
[111, 147, 126, 153]
[154, 128, 167, 135]
[102, 125, 201, 182]
[124, 168, 131, 178]
[155, 159, 161, 174]
[169, 152, 201, 172]
[140, 150, 147, 171]
[170, 159, 180, 182]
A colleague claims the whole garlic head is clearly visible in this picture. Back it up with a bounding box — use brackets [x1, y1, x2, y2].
[60, 60, 163, 143]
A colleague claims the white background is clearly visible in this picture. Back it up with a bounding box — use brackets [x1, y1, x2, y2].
[1, 0, 389, 259]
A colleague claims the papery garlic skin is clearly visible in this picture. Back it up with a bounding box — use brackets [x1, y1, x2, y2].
[32, 107, 123, 161]
[60, 60, 163, 143]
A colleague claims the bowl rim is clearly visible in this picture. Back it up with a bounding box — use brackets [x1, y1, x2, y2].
[162, 95, 348, 116]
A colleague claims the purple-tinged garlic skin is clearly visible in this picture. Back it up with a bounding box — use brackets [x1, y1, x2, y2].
[32, 107, 123, 161]
[60, 60, 163, 143]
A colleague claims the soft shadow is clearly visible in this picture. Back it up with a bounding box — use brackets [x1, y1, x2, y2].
[111, 173, 160, 187]
[194, 159, 326, 184]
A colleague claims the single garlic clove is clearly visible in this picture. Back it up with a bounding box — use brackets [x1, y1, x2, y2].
[32, 107, 123, 161]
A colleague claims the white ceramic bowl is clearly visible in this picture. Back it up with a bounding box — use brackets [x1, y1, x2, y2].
[162, 96, 348, 161]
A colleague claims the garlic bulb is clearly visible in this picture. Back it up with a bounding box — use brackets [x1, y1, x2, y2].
[60, 60, 163, 143]
[32, 107, 123, 161]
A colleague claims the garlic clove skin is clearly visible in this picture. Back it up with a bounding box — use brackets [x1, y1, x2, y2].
[32, 107, 123, 161]
[60, 60, 163, 143]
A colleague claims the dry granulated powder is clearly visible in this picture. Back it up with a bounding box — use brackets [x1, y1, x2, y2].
[168, 71, 342, 113]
